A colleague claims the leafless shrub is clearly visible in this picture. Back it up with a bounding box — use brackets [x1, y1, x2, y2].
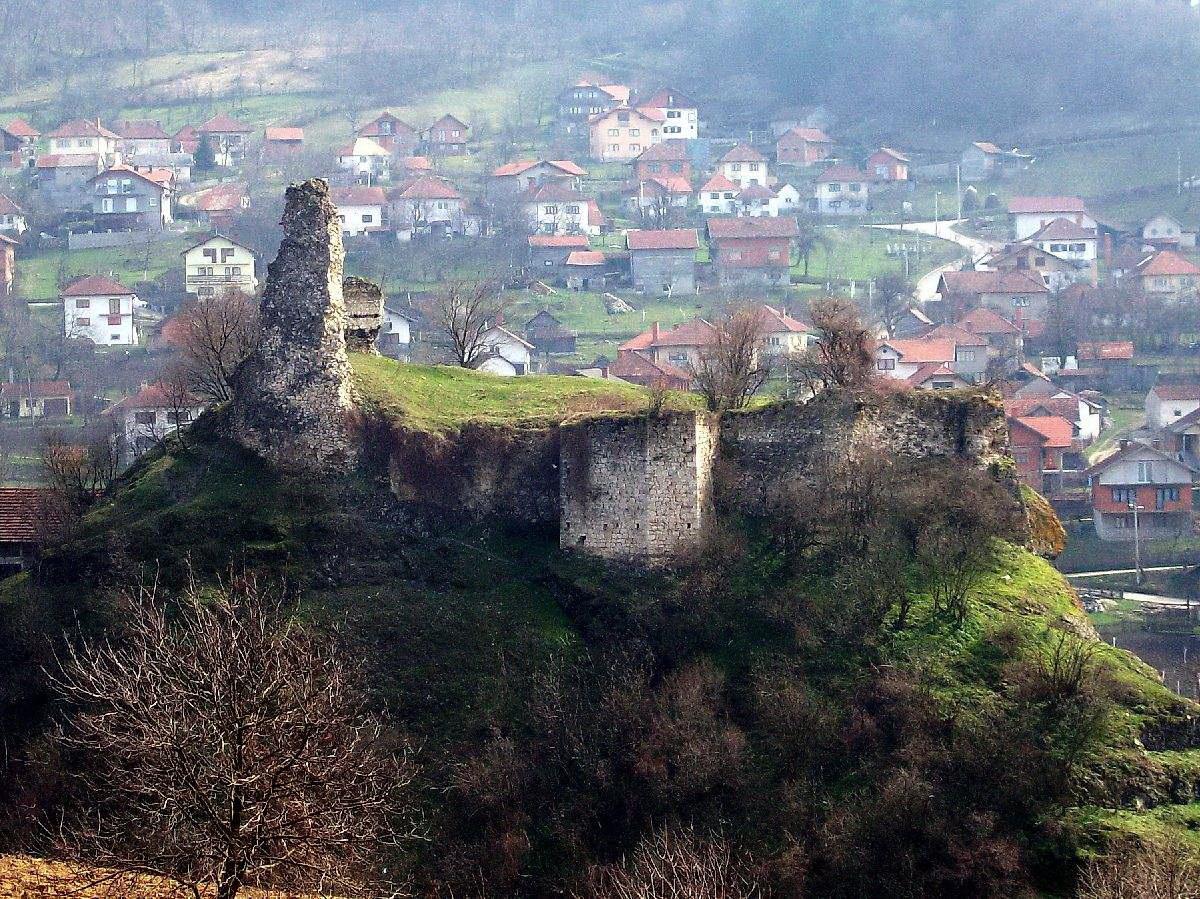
[1080, 838, 1200, 899]
[427, 279, 508, 367]
[47, 572, 415, 899]
[172, 288, 261, 403]
[793, 297, 874, 394]
[692, 305, 770, 412]
[40, 427, 120, 516]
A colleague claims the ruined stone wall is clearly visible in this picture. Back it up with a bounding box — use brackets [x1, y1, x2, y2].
[343, 276, 383, 354]
[559, 412, 719, 563]
[229, 179, 356, 472]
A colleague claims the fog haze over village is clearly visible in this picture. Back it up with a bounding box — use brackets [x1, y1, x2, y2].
[2, 2, 1200, 896]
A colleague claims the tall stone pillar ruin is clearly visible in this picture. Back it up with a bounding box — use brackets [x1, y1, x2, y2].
[229, 178, 356, 472]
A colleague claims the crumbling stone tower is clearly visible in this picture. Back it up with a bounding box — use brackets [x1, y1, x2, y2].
[229, 179, 356, 472]
[342, 276, 384, 353]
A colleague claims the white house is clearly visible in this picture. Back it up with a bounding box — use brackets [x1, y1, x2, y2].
[0, 194, 26, 236]
[874, 337, 956, 382]
[758, 304, 813, 355]
[813, 166, 871, 216]
[61, 275, 138, 346]
[522, 182, 603, 236]
[1146, 383, 1200, 430]
[474, 325, 534, 376]
[330, 185, 388, 238]
[769, 184, 802, 216]
[1007, 196, 1095, 241]
[638, 88, 699, 140]
[378, 305, 418, 359]
[335, 137, 392, 182]
[719, 145, 770, 189]
[1143, 213, 1196, 249]
[1026, 217, 1097, 265]
[109, 382, 208, 463]
[46, 119, 119, 159]
[698, 174, 739, 215]
[183, 234, 258, 297]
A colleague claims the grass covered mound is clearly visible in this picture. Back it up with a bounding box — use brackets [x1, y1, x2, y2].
[0, 403, 1196, 897]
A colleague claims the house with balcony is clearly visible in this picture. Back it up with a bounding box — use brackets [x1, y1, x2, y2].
[1008, 415, 1075, 495]
[1086, 443, 1197, 541]
[87, 165, 173, 232]
[61, 275, 138, 346]
[389, 176, 467, 240]
[183, 235, 257, 297]
[557, 79, 630, 140]
[1007, 196, 1095, 241]
[114, 120, 172, 158]
[588, 105, 664, 162]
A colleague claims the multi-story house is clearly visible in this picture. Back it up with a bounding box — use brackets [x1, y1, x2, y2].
[1137, 249, 1200, 298]
[330, 185, 388, 238]
[775, 127, 832, 167]
[87, 165, 173, 232]
[588, 106, 664, 162]
[357, 112, 419, 156]
[719, 144, 770, 188]
[114, 120, 172, 158]
[196, 113, 254, 163]
[1008, 415, 1075, 495]
[335, 137, 392, 183]
[619, 318, 718, 372]
[424, 115, 469, 156]
[706, 216, 797, 287]
[183, 235, 258, 298]
[1008, 196, 1095, 241]
[867, 147, 910, 182]
[35, 154, 104, 209]
[627, 228, 698, 295]
[389, 177, 466, 239]
[699, 174, 739, 215]
[637, 88, 699, 140]
[0, 194, 26, 236]
[46, 119, 119, 159]
[632, 141, 692, 183]
[522, 182, 604, 236]
[61, 275, 139, 346]
[935, 269, 1049, 326]
[812, 166, 871, 215]
[489, 160, 587, 197]
[557, 80, 630, 139]
[1086, 443, 1196, 541]
[109, 382, 208, 462]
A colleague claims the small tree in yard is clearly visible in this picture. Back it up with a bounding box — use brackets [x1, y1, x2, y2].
[41, 427, 121, 516]
[172, 288, 261, 403]
[871, 273, 913, 338]
[794, 297, 875, 393]
[48, 574, 413, 899]
[692, 305, 771, 412]
[193, 132, 217, 171]
[430, 279, 507, 367]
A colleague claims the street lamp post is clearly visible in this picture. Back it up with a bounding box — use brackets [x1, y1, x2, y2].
[1128, 500, 1145, 585]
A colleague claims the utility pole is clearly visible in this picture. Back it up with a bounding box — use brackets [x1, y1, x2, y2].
[1129, 500, 1145, 585]
[934, 191, 941, 238]
[956, 164, 962, 221]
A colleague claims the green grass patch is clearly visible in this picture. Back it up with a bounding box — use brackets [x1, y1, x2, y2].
[15, 236, 191, 299]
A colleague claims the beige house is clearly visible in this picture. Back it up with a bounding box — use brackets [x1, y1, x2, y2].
[588, 106, 664, 162]
[183, 235, 258, 297]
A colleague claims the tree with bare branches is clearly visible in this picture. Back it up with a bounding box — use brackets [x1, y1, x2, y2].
[797, 297, 875, 393]
[428, 279, 507, 367]
[692, 305, 771, 412]
[171, 288, 260, 403]
[48, 574, 414, 899]
[40, 426, 121, 516]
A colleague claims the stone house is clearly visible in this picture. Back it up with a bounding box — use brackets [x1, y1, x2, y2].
[706, 216, 797, 287]
[424, 114, 469, 156]
[183, 234, 258, 297]
[564, 250, 608, 290]
[87, 165, 173, 232]
[775, 127, 831, 167]
[1085, 443, 1196, 541]
[589, 105, 664, 162]
[61, 274, 139, 346]
[0, 380, 72, 418]
[357, 112, 419, 156]
[528, 234, 590, 282]
[627, 228, 698, 295]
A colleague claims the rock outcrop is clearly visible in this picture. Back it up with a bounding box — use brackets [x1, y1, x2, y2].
[229, 178, 355, 472]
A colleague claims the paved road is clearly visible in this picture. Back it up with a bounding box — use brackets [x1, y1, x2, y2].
[1065, 565, 1191, 579]
[871, 220, 1003, 301]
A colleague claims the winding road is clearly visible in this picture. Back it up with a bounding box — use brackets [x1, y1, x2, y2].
[871, 220, 1004, 302]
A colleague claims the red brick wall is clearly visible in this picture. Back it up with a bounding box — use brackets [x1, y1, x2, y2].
[715, 236, 791, 268]
[1092, 483, 1191, 514]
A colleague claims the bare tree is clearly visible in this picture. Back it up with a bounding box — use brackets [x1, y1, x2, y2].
[41, 427, 120, 515]
[692, 306, 771, 412]
[579, 824, 761, 899]
[796, 297, 875, 392]
[429, 279, 507, 367]
[172, 289, 260, 403]
[1080, 838, 1200, 899]
[871, 273, 913, 338]
[48, 573, 413, 899]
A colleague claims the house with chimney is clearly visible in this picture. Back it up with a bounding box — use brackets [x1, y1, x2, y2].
[557, 80, 630, 140]
[619, 318, 718, 373]
[489, 159, 587, 197]
[813, 166, 871, 216]
[979, 242, 1090, 292]
[357, 112, 419, 156]
[874, 333, 986, 386]
[719, 144, 770, 188]
[867, 147, 910, 182]
[627, 228, 698, 295]
[775, 127, 832, 167]
[113, 120, 171, 158]
[707, 216, 797, 287]
[424, 115, 469, 156]
[757, 304, 814, 356]
[935, 269, 1049, 324]
[956, 306, 1024, 365]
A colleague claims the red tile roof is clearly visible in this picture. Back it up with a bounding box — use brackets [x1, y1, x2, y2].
[924, 323, 987, 345]
[398, 156, 432, 171]
[757, 304, 809, 333]
[1007, 196, 1087, 215]
[906, 362, 967, 387]
[0, 380, 71, 400]
[1027, 217, 1095, 241]
[88, 164, 170, 191]
[1150, 383, 1200, 401]
[197, 112, 253, 134]
[642, 175, 692, 195]
[609, 350, 691, 385]
[1138, 249, 1200, 277]
[1077, 341, 1134, 362]
[528, 234, 589, 248]
[621, 318, 718, 352]
[35, 154, 99, 169]
[565, 250, 606, 266]
[815, 165, 870, 183]
[720, 144, 766, 163]
[639, 88, 696, 109]
[777, 127, 831, 146]
[48, 119, 118, 140]
[870, 146, 910, 163]
[880, 337, 956, 364]
[3, 118, 38, 138]
[1005, 395, 1080, 421]
[737, 184, 775, 201]
[0, 487, 59, 543]
[397, 177, 462, 200]
[264, 126, 304, 142]
[192, 183, 249, 212]
[956, 306, 1022, 335]
[113, 383, 205, 410]
[331, 185, 387, 206]
[115, 120, 169, 140]
[627, 228, 698, 251]
[61, 274, 134, 297]
[939, 269, 1048, 294]
[358, 112, 416, 137]
[1013, 414, 1074, 448]
[707, 217, 798, 240]
[521, 181, 586, 203]
[1084, 442, 1197, 477]
[700, 173, 738, 193]
[635, 141, 689, 162]
[0, 194, 22, 216]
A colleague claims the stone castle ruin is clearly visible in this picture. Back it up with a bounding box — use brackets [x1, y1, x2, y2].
[231, 179, 1025, 564]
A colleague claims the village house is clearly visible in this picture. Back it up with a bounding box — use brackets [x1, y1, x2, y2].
[196, 113, 254, 163]
[935, 269, 1049, 325]
[1143, 213, 1195, 249]
[1007, 196, 1095, 241]
[0, 118, 38, 164]
[263, 126, 304, 161]
[1026, 217, 1098, 282]
[35, 154, 104, 208]
[874, 333, 986, 385]
[474, 324, 534, 375]
[489, 159, 587, 197]
[775, 127, 832, 168]
[698, 173, 739, 215]
[564, 250, 608, 290]
[628, 228, 698, 295]
[396, 156, 433, 179]
[637, 88, 699, 140]
[524, 310, 577, 355]
[757, 304, 814, 355]
[357, 112, 419, 156]
[867, 147, 910, 182]
[1077, 341, 1135, 389]
[1161, 407, 1200, 469]
[0, 234, 14, 297]
[335, 137, 392, 183]
[183, 234, 257, 297]
[956, 306, 1025, 365]
[632, 141, 692, 182]
[109, 382, 208, 463]
[0, 380, 72, 418]
[608, 351, 692, 390]
[960, 141, 1032, 182]
[114, 120, 171, 158]
[1145, 382, 1200, 430]
[522, 182, 604, 236]
[172, 124, 199, 155]
[812, 166, 871, 216]
[719, 144, 770, 188]
[769, 106, 833, 139]
[87, 165, 173, 232]
[424, 115, 469, 156]
[1008, 415, 1074, 495]
[0, 194, 26, 237]
[557, 79, 630, 139]
[628, 175, 692, 221]
[736, 184, 801, 218]
[1007, 388, 1102, 444]
[981, 242, 1090, 291]
[0, 487, 61, 574]
[619, 318, 718, 373]
[707, 216, 797, 287]
[527, 234, 590, 283]
[47, 119, 118, 159]
[1085, 443, 1196, 541]
[1137, 249, 1200, 297]
[61, 275, 138, 346]
[906, 364, 972, 390]
[187, 182, 250, 230]
[389, 176, 467, 239]
[330, 185, 387, 238]
[377, 304, 419, 360]
[589, 105, 664, 162]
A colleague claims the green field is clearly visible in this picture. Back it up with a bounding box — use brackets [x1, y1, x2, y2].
[797, 225, 963, 284]
[14, 236, 190, 299]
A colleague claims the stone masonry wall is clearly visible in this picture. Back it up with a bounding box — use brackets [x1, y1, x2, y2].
[560, 412, 720, 563]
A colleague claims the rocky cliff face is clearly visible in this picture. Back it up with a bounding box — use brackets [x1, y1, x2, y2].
[229, 179, 356, 472]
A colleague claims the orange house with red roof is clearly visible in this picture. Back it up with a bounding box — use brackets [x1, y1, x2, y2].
[1137, 249, 1200, 297]
[1008, 415, 1074, 494]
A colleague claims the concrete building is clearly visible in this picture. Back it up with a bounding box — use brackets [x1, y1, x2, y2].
[627, 228, 698, 295]
[1086, 443, 1196, 541]
[61, 275, 138, 346]
[183, 234, 258, 297]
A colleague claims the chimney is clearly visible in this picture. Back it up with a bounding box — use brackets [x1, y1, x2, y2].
[651, 321, 661, 341]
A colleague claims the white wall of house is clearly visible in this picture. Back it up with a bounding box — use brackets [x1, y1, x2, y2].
[64, 293, 137, 345]
[123, 403, 207, 461]
[526, 201, 597, 236]
[184, 238, 257, 297]
[699, 189, 738, 215]
[873, 345, 919, 380]
[815, 180, 869, 215]
[1146, 392, 1200, 430]
[338, 203, 385, 237]
[657, 105, 698, 140]
[1012, 211, 1097, 241]
[1093, 452, 1192, 487]
[1031, 238, 1097, 264]
[477, 326, 532, 375]
[721, 159, 770, 189]
[0, 213, 26, 235]
[49, 135, 117, 156]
